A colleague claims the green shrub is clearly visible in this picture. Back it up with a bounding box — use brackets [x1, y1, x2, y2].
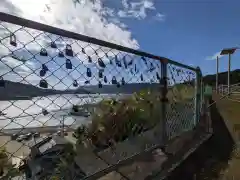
[0, 147, 7, 159]
[74, 89, 162, 149]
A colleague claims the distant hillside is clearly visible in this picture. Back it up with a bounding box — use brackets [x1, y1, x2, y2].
[0, 81, 88, 100]
[0, 80, 161, 100]
[81, 83, 161, 94]
[203, 69, 240, 86]
[3, 68, 240, 101]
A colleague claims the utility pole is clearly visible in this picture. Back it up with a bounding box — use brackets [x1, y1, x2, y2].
[216, 56, 219, 93]
[220, 48, 237, 97]
[228, 53, 231, 95]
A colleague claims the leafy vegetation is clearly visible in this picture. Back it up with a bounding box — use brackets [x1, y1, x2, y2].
[73, 83, 195, 151]
[0, 147, 8, 176]
[50, 143, 85, 179]
[0, 147, 21, 179]
[73, 89, 162, 150]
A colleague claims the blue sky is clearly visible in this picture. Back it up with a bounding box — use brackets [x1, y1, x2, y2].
[118, 0, 240, 75]
[0, 0, 239, 90]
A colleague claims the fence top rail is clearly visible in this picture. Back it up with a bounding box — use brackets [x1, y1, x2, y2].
[0, 12, 198, 72]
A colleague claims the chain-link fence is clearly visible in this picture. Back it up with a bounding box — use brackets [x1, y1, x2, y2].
[0, 12, 202, 180]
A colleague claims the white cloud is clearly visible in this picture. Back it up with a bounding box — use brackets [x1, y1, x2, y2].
[0, 0, 141, 86]
[206, 51, 223, 60]
[0, 0, 139, 49]
[0, 0, 164, 91]
[155, 13, 165, 21]
[118, 0, 164, 20]
[122, 0, 129, 9]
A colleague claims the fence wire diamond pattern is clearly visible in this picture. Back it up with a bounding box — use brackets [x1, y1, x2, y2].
[0, 13, 200, 180]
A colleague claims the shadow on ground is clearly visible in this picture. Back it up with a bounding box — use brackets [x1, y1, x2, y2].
[165, 98, 235, 180]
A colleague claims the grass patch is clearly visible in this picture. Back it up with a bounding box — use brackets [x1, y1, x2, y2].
[213, 94, 240, 129]
[212, 94, 240, 180]
[166, 94, 239, 180]
[73, 84, 195, 151]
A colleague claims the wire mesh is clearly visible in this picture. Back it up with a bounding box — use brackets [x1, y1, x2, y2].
[166, 64, 196, 139]
[0, 13, 199, 180]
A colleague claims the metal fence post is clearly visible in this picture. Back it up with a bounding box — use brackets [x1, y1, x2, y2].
[200, 77, 204, 112]
[194, 67, 202, 126]
[160, 60, 168, 144]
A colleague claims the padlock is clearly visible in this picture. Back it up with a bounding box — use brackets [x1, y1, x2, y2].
[66, 59, 72, 69]
[149, 63, 155, 72]
[117, 82, 121, 88]
[58, 51, 64, 58]
[0, 77, 5, 87]
[123, 57, 127, 69]
[104, 76, 107, 83]
[85, 80, 90, 84]
[65, 44, 73, 57]
[73, 80, 78, 87]
[10, 33, 17, 47]
[98, 58, 106, 68]
[42, 64, 49, 71]
[151, 68, 155, 73]
[115, 55, 121, 67]
[156, 72, 160, 80]
[140, 74, 144, 81]
[51, 42, 57, 48]
[177, 70, 180, 76]
[40, 48, 48, 56]
[128, 59, 133, 66]
[112, 76, 117, 85]
[88, 56, 92, 63]
[109, 59, 113, 65]
[150, 63, 154, 68]
[116, 61, 122, 67]
[141, 57, 147, 65]
[117, 61, 122, 67]
[98, 70, 103, 78]
[82, 48, 86, 54]
[130, 68, 134, 75]
[39, 79, 48, 88]
[98, 81, 102, 88]
[121, 77, 125, 85]
[42, 109, 48, 116]
[40, 69, 46, 77]
[86, 68, 92, 77]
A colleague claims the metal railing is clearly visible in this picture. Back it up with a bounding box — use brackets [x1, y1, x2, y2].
[217, 83, 240, 102]
[0, 12, 202, 180]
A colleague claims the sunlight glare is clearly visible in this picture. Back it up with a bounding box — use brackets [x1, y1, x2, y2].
[8, 0, 51, 17]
